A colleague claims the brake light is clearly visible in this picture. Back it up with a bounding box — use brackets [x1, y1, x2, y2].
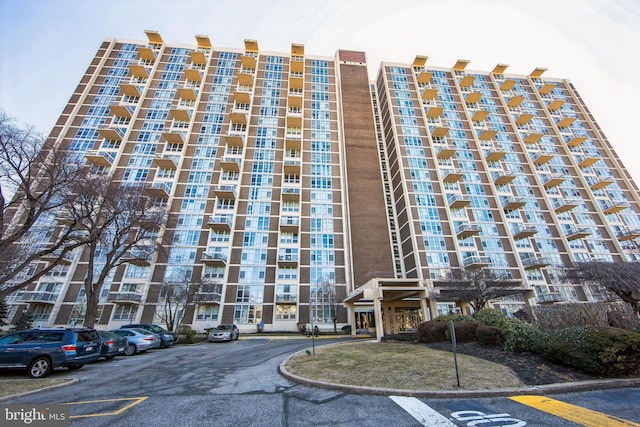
[61, 344, 76, 352]
[143, 337, 154, 341]
[105, 339, 114, 345]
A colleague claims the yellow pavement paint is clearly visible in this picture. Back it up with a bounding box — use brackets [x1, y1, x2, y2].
[510, 395, 640, 427]
[65, 396, 148, 419]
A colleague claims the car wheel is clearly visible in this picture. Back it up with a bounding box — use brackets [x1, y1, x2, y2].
[28, 357, 52, 378]
[67, 364, 83, 371]
[104, 355, 116, 360]
[124, 343, 136, 356]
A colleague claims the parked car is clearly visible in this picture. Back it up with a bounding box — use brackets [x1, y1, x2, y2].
[0, 328, 101, 378]
[208, 324, 240, 342]
[97, 330, 127, 360]
[121, 324, 177, 348]
[111, 328, 161, 355]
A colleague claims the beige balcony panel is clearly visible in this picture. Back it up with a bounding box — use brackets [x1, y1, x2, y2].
[453, 59, 470, 71]
[137, 46, 156, 62]
[190, 51, 207, 65]
[177, 87, 197, 101]
[244, 39, 259, 52]
[119, 83, 140, 98]
[515, 114, 534, 125]
[459, 75, 475, 87]
[547, 99, 565, 111]
[184, 68, 202, 82]
[539, 83, 555, 94]
[413, 55, 428, 68]
[145, 30, 163, 44]
[195, 35, 212, 48]
[492, 64, 509, 75]
[567, 136, 586, 147]
[129, 64, 149, 79]
[422, 88, 438, 100]
[465, 92, 482, 104]
[241, 55, 256, 69]
[507, 95, 524, 107]
[418, 71, 433, 83]
[472, 110, 489, 121]
[500, 80, 516, 91]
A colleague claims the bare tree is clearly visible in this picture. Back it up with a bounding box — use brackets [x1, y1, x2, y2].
[435, 268, 524, 312]
[65, 178, 166, 328]
[157, 271, 205, 333]
[0, 111, 86, 298]
[569, 261, 640, 317]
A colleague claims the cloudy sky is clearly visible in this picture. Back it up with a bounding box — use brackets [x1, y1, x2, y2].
[1, 0, 639, 182]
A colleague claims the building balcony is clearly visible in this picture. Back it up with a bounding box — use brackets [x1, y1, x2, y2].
[214, 185, 237, 199]
[589, 178, 615, 190]
[458, 74, 474, 87]
[220, 157, 241, 172]
[429, 125, 449, 138]
[280, 216, 300, 231]
[162, 130, 186, 145]
[523, 133, 543, 144]
[122, 251, 152, 266]
[85, 150, 115, 168]
[284, 159, 301, 174]
[532, 151, 554, 165]
[177, 87, 198, 101]
[223, 134, 244, 147]
[281, 186, 301, 201]
[289, 75, 304, 90]
[455, 223, 481, 239]
[238, 72, 254, 87]
[556, 117, 576, 128]
[521, 256, 550, 270]
[565, 227, 591, 241]
[501, 196, 527, 211]
[442, 169, 464, 183]
[436, 145, 456, 159]
[567, 136, 586, 147]
[602, 202, 628, 215]
[465, 92, 482, 104]
[189, 50, 207, 66]
[547, 99, 565, 111]
[277, 253, 299, 266]
[275, 294, 298, 303]
[98, 126, 125, 141]
[119, 83, 141, 98]
[107, 292, 142, 304]
[230, 109, 248, 125]
[40, 248, 75, 264]
[208, 215, 233, 231]
[128, 64, 149, 79]
[447, 194, 471, 209]
[492, 171, 516, 185]
[137, 46, 156, 62]
[195, 291, 222, 304]
[152, 154, 179, 169]
[170, 107, 192, 122]
[201, 252, 227, 266]
[183, 68, 202, 83]
[578, 155, 600, 168]
[15, 291, 60, 304]
[543, 174, 566, 189]
[478, 129, 498, 141]
[470, 109, 488, 122]
[536, 292, 565, 304]
[418, 70, 433, 83]
[145, 182, 172, 198]
[515, 113, 534, 125]
[426, 106, 443, 118]
[616, 229, 640, 241]
[500, 79, 515, 91]
[507, 95, 524, 108]
[484, 147, 506, 162]
[513, 225, 537, 240]
[462, 256, 490, 269]
[288, 91, 303, 108]
[552, 199, 579, 213]
[109, 103, 134, 119]
[241, 54, 256, 70]
[421, 88, 438, 101]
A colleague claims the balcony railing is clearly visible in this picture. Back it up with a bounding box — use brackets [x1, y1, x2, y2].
[462, 256, 490, 269]
[107, 292, 142, 304]
[208, 215, 233, 231]
[521, 256, 550, 269]
[201, 252, 228, 265]
[15, 291, 60, 303]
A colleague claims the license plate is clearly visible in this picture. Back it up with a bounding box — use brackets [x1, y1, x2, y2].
[118, 347, 124, 352]
[85, 347, 93, 351]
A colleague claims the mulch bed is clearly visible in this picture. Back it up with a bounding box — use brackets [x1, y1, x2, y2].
[424, 341, 599, 385]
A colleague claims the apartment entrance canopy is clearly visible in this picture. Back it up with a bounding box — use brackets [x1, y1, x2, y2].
[343, 278, 440, 340]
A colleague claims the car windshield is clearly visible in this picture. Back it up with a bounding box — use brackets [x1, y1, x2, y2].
[216, 325, 232, 331]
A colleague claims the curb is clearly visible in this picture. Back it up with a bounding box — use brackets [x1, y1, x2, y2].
[0, 378, 78, 402]
[278, 344, 640, 398]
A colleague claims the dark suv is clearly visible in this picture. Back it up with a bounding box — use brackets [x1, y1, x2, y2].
[0, 328, 101, 378]
[121, 324, 177, 348]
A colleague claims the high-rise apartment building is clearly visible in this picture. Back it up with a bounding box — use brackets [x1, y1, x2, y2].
[5, 31, 639, 337]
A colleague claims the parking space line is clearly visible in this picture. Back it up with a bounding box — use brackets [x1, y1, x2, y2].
[390, 395, 456, 426]
[65, 396, 148, 419]
[510, 395, 640, 427]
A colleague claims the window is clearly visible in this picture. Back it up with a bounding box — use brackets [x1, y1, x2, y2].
[196, 305, 219, 321]
[276, 304, 297, 320]
[113, 305, 137, 321]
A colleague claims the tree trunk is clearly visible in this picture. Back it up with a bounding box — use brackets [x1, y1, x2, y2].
[83, 288, 98, 328]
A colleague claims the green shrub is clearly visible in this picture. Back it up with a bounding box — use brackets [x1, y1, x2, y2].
[473, 308, 507, 328]
[416, 321, 448, 343]
[476, 325, 503, 346]
[434, 314, 476, 323]
[536, 326, 640, 376]
[501, 317, 541, 352]
[444, 321, 478, 343]
[182, 328, 197, 344]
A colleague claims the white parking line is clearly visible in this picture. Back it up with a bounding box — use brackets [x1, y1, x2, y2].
[390, 395, 456, 426]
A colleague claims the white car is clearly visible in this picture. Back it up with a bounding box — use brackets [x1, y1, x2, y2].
[208, 324, 240, 342]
